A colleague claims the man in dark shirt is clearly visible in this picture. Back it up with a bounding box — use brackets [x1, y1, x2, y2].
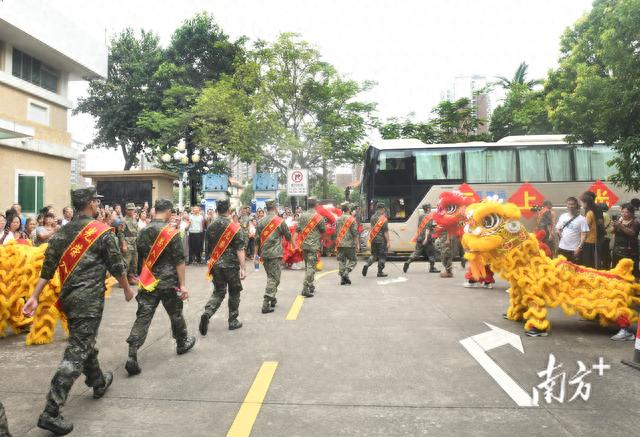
[125, 199, 195, 376]
[199, 199, 246, 335]
[23, 186, 134, 436]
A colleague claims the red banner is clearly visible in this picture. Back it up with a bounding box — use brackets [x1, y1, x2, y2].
[57, 220, 111, 286]
[259, 215, 284, 248]
[207, 221, 241, 278]
[588, 180, 619, 207]
[139, 225, 179, 291]
[335, 216, 356, 247]
[508, 183, 545, 219]
[458, 183, 481, 203]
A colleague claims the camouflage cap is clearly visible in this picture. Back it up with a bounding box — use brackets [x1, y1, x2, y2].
[422, 202, 432, 209]
[154, 198, 173, 212]
[126, 202, 136, 210]
[70, 186, 103, 206]
[376, 201, 386, 209]
[340, 201, 351, 209]
[265, 199, 277, 209]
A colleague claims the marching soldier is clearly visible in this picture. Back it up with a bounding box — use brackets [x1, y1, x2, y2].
[122, 202, 139, 285]
[297, 197, 326, 297]
[0, 401, 11, 437]
[403, 203, 440, 274]
[125, 199, 195, 376]
[23, 187, 134, 435]
[362, 202, 390, 277]
[199, 199, 246, 335]
[255, 199, 293, 313]
[436, 231, 454, 278]
[335, 202, 359, 285]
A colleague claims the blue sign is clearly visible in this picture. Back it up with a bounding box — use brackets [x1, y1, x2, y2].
[202, 174, 228, 192]
[475, 190, 507, 201]
[253, 173, 278, 191]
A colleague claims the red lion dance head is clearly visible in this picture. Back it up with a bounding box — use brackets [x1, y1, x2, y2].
[433, 191, 473, 237]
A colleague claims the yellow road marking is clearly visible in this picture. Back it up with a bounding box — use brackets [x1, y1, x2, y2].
[227, 361, 279, 437]
[285, 269, 338, 321]
[285, 295, 305, 320]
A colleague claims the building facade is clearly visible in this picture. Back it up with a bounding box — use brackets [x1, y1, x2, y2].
[0, 1, 107, 214]
[442, 75, 491, 134]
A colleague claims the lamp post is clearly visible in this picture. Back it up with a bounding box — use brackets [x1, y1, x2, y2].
[161, 138, 201, 211]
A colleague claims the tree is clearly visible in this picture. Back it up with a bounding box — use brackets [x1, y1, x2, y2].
[490, 84, 553, 141]
[431, 98, 490, 143]
[379, 117, 438, 144]
[74, 29, 164, 170]
[545, 0, 640, 190]
[310, 181, 345, 204]
[240, 182, 254, 206]
[495, 62, 542, 90]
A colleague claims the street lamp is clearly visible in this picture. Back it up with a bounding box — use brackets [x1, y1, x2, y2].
[161, 139, 202, 210]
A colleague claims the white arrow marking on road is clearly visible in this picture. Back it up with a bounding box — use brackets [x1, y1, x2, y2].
[377, 277, 408, 286]
[459, 322, 537, 407]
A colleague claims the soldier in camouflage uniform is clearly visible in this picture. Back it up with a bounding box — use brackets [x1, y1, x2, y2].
[362, 202, 389, 278]
[0, 401, 11, 437]
[336, 202, 359, 285]
[125, 199, 195, 376]
[23, 186, 134, 436]
[403, 203, 440, 274]
[298, 198, 326, 297]
[199, 199, 247, 335]
[255, 199, 293, 313]
[122, 202, 139, 285]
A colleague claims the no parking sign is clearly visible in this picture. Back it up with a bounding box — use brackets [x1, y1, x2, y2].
[287, 169, 308, 196]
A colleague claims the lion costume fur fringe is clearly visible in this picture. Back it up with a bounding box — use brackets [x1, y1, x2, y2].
[461, 199, 640, 332]
[0, 241, 117, 345]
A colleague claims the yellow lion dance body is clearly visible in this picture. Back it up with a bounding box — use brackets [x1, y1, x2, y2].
[461, 198, 640, 333]
[0, 241, 116, 345]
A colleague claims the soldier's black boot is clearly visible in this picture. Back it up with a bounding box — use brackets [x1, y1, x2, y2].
[345, 275, 352, 285]
[228, 319, 243, 330]
[271, 298, 277, 308]
[199, 314, 210, 336]
[301, 290, 314, 298]
[177, 336, 196, 355]
[125, 345, 141, 376]
[93, 371, 113, 399]
[38, 410, 73, 436]
[377, 269, 388, 278]
[340, 275, 348, 285]
[403, 262, 409, 273]
[262, 299, 274, 314]
[362, 264, 369, 277]
[429, 263, 440, 273]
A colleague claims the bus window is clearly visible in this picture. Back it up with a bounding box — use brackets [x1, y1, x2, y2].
[575, 146, 616, 181]
[518, 148, 572, 182]
[465, 149, 517, 183]
[377, 150, 410, 171]
[414, 150, 462, 180]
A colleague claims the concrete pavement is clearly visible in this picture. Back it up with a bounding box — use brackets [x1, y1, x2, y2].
[2, 258, 640, 436]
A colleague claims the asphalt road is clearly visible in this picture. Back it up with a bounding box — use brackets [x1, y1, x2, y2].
[2, 258, 640, 436]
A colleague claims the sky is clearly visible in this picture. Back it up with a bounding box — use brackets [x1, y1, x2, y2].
[52, 0, 595, 170]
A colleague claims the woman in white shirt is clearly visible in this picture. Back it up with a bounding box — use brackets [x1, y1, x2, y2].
[138, 210, 148, 230]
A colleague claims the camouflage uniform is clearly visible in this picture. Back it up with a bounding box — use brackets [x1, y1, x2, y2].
[336, 213, 359, 280]
[435, 233, 453, 274]
[39, 213, 125, 417]
[297, 208, 326, 296]
[364, 210, 388, 275]
[122, 210, 139, 278]
[126, 219, 189, 350]
[405, 210, 438, 272]
[256, 211, 292, 308]
[0, 401, 11, 437]
[202, 215, 246, 324]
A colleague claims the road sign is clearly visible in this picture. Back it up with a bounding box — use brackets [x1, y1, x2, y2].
[508, 183, 544, 219]
[287, 169, 308, 196]
[588, 180, 619, 207]
[459, 322, 537, 407]
[458, 183, 481, 203]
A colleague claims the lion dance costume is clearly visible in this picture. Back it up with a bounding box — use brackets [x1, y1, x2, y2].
[432, 191, 473, 277]
[462, 197, 640, 334]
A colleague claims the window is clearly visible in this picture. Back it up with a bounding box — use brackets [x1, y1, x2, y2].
[465, 149, 517, 183]
[518, 148, 572, 182]
[17, 174, 44, 214]
[27, 101, 49, 125]
[575, 146, 617, 181]
[12, 48, 59, 93]
[377, 150, 410, 171]
[414, 150, 462, 180]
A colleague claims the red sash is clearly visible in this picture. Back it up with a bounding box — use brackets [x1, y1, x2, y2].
[368, 215, 387, 243]
[57, 220, 111, 286]
[207, 221, 241, 278]
[296, 213, 323, 247]
[412, 213, 432, 243]
[335, 216, 355, 248]
[260, 215, 284, 248]
[138, 225, 179, 291]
